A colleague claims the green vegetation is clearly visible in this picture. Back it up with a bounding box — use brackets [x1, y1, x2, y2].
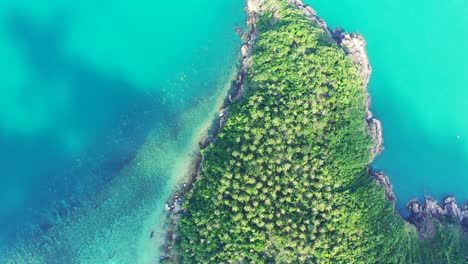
[175, 1, 468, 263]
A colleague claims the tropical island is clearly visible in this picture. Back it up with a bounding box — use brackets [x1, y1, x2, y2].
[161, 0, 468, 263]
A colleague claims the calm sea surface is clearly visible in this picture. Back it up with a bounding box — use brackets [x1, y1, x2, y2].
[0, 0, 245, 262]
[307, 0, 468, 209]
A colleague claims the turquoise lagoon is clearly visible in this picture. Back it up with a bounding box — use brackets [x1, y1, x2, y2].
[307, 0, 468, 208]
[0, 0, 245, 263]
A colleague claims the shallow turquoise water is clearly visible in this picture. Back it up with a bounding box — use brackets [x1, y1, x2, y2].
[307, 0, 468, 209]
[0, 0, 245, 262]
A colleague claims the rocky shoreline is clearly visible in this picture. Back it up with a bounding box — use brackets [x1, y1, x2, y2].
[159, 4, 260, 262]
[288, 0, 389, 195]
[331, 25, 468, 234]
[285, 0, 384, 161]
[408, 197, 468, 235]
[288, 0, 468, 234]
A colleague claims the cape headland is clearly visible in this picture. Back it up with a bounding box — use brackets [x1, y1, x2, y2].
[161, 0, 468, 262]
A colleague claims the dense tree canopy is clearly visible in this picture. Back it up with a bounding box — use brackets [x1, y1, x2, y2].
[174, 1, 468, 263]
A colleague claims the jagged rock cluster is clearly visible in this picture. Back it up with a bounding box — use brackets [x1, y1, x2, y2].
[408, 197, 468, 231]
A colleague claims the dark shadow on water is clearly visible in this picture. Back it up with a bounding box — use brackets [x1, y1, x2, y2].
[0, 9, 177, 245]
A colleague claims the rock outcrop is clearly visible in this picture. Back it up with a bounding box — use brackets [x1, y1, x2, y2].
[332, 30, 371, 84]
[246, 0, 265, 13]
[408, 197, 468, 233]
[370, 170, 396, 202]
